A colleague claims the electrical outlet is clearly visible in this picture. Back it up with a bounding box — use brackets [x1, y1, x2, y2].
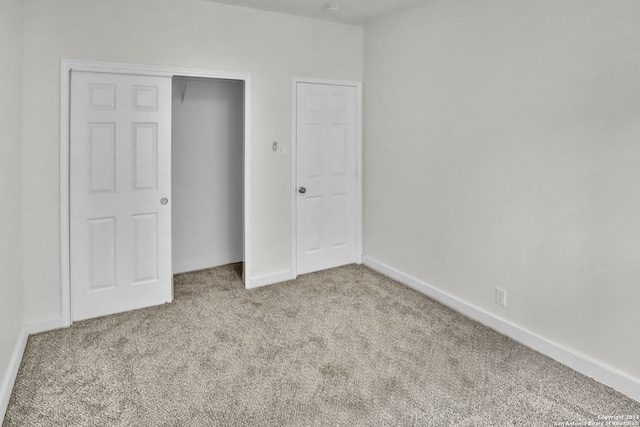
[495, 287, 507, 307]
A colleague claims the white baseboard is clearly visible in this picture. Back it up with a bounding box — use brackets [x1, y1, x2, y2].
[25, 317, 68, 335]
[0, 326, 28, 422]
[247, 270, 295, 289]
[173, 252, 243, 275]
[361, 256, 640, 403]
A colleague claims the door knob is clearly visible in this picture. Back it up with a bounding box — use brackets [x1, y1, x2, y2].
[160, 197, 168, 205]
[298, 187, 306, 194]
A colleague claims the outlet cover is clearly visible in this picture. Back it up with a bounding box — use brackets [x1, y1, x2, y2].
[495, 287, 507, 307]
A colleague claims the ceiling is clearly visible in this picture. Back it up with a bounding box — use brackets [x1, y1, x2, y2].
[206, 0, 431, 26]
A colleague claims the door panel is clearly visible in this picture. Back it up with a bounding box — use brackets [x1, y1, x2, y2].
[89, 124, 116, 193]
[70, 71, 172, 321]
[133, 124, 158, 190]
[88, 217, 116, 291]
[133, 213, 159, 283]
[296, 82, 358, 275]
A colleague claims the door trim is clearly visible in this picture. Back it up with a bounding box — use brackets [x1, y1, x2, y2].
[290, 77, 363, 278]
[61, 59, 252, 327]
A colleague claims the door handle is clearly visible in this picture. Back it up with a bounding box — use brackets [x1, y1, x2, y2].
[298, 187, 306, 194]
[160, 197, 168, 205]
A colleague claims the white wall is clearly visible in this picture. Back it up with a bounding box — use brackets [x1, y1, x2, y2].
[171, 78, 244, 274]
[364, 0, 640, 383]
[21, 0, 363, 322]
[0, 0, 25, 415]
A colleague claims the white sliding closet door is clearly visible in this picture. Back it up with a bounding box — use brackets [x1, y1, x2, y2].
[70, 71, 173, 321]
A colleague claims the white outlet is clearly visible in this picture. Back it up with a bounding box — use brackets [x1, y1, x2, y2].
[495, 287, 507, 307]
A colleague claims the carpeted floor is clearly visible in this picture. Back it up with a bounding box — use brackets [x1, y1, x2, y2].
[4, 264, 639, 426]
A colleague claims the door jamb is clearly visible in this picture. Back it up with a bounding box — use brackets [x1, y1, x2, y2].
[290, 77, 363, 278]
[60, 59, 252, 327]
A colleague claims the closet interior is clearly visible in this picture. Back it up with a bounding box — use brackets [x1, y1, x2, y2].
[171, 77, 245, 274]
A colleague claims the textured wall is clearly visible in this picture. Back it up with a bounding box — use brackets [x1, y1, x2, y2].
[364, 0, 640, 381]
[21, 0, 363, 322]
[0, 0, 24, 413]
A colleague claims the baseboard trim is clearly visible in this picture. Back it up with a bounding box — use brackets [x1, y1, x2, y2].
[361, 256, 640, 403]
[247, 270, 295, 289]
[0, 326, 28, 422]
[25, 317, 68, 335]
[173, 252, 243, 275]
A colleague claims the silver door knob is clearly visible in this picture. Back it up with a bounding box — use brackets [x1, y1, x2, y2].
[298, 187, 306, 194]
[160, 198, 168, 205]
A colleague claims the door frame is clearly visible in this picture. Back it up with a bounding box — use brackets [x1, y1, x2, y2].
[60, 59, 252, 327]
[290, 77, 363, 277]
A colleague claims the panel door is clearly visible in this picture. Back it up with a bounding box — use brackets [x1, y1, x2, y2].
[70, 71, 172, 321]
[296, 82, 358, 275]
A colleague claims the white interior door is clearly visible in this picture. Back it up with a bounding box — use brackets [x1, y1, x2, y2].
[70, 71, 172, 321]
[296, 82, 358, 275]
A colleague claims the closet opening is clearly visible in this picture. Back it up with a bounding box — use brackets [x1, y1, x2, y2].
[171, 76, 245, 275]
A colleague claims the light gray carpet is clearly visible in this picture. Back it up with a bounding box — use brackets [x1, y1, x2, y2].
[4, 264, 639, 426]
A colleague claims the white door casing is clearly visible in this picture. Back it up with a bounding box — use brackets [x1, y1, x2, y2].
[296, 82, 359, 275]
[70, 71, 172, 321]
